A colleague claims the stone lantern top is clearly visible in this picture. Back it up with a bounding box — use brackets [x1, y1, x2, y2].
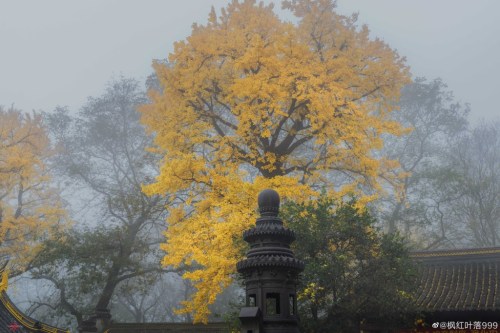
[237, 189, 304, 273]
[258, 189, 280, 217]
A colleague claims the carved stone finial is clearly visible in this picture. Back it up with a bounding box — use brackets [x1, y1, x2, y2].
[258, 189, 280, 217]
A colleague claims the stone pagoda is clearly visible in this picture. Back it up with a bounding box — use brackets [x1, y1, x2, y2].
[237, 189, 305, 333]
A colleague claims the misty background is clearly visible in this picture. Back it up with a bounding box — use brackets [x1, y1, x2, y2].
[1, 0, 499, 121]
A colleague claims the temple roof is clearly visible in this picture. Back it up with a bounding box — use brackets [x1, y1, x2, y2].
[0, 271, 69, 333]
[412, 247, 500, 313]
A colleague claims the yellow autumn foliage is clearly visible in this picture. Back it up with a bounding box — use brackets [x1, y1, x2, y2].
[141, 0, 409, 322]
[0, 107, 67, 274]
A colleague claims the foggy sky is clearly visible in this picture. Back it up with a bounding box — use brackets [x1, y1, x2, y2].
[1, 0, 499, 121]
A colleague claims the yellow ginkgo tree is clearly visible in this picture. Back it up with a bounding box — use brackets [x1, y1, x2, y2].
[0, 107, 66, 275]
[141, 0, 410, 322]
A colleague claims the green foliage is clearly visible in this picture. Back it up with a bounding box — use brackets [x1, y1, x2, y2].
[30, 226, 160, 317]
[282, 197, 418, 333]
[219, 294, 245, 333]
